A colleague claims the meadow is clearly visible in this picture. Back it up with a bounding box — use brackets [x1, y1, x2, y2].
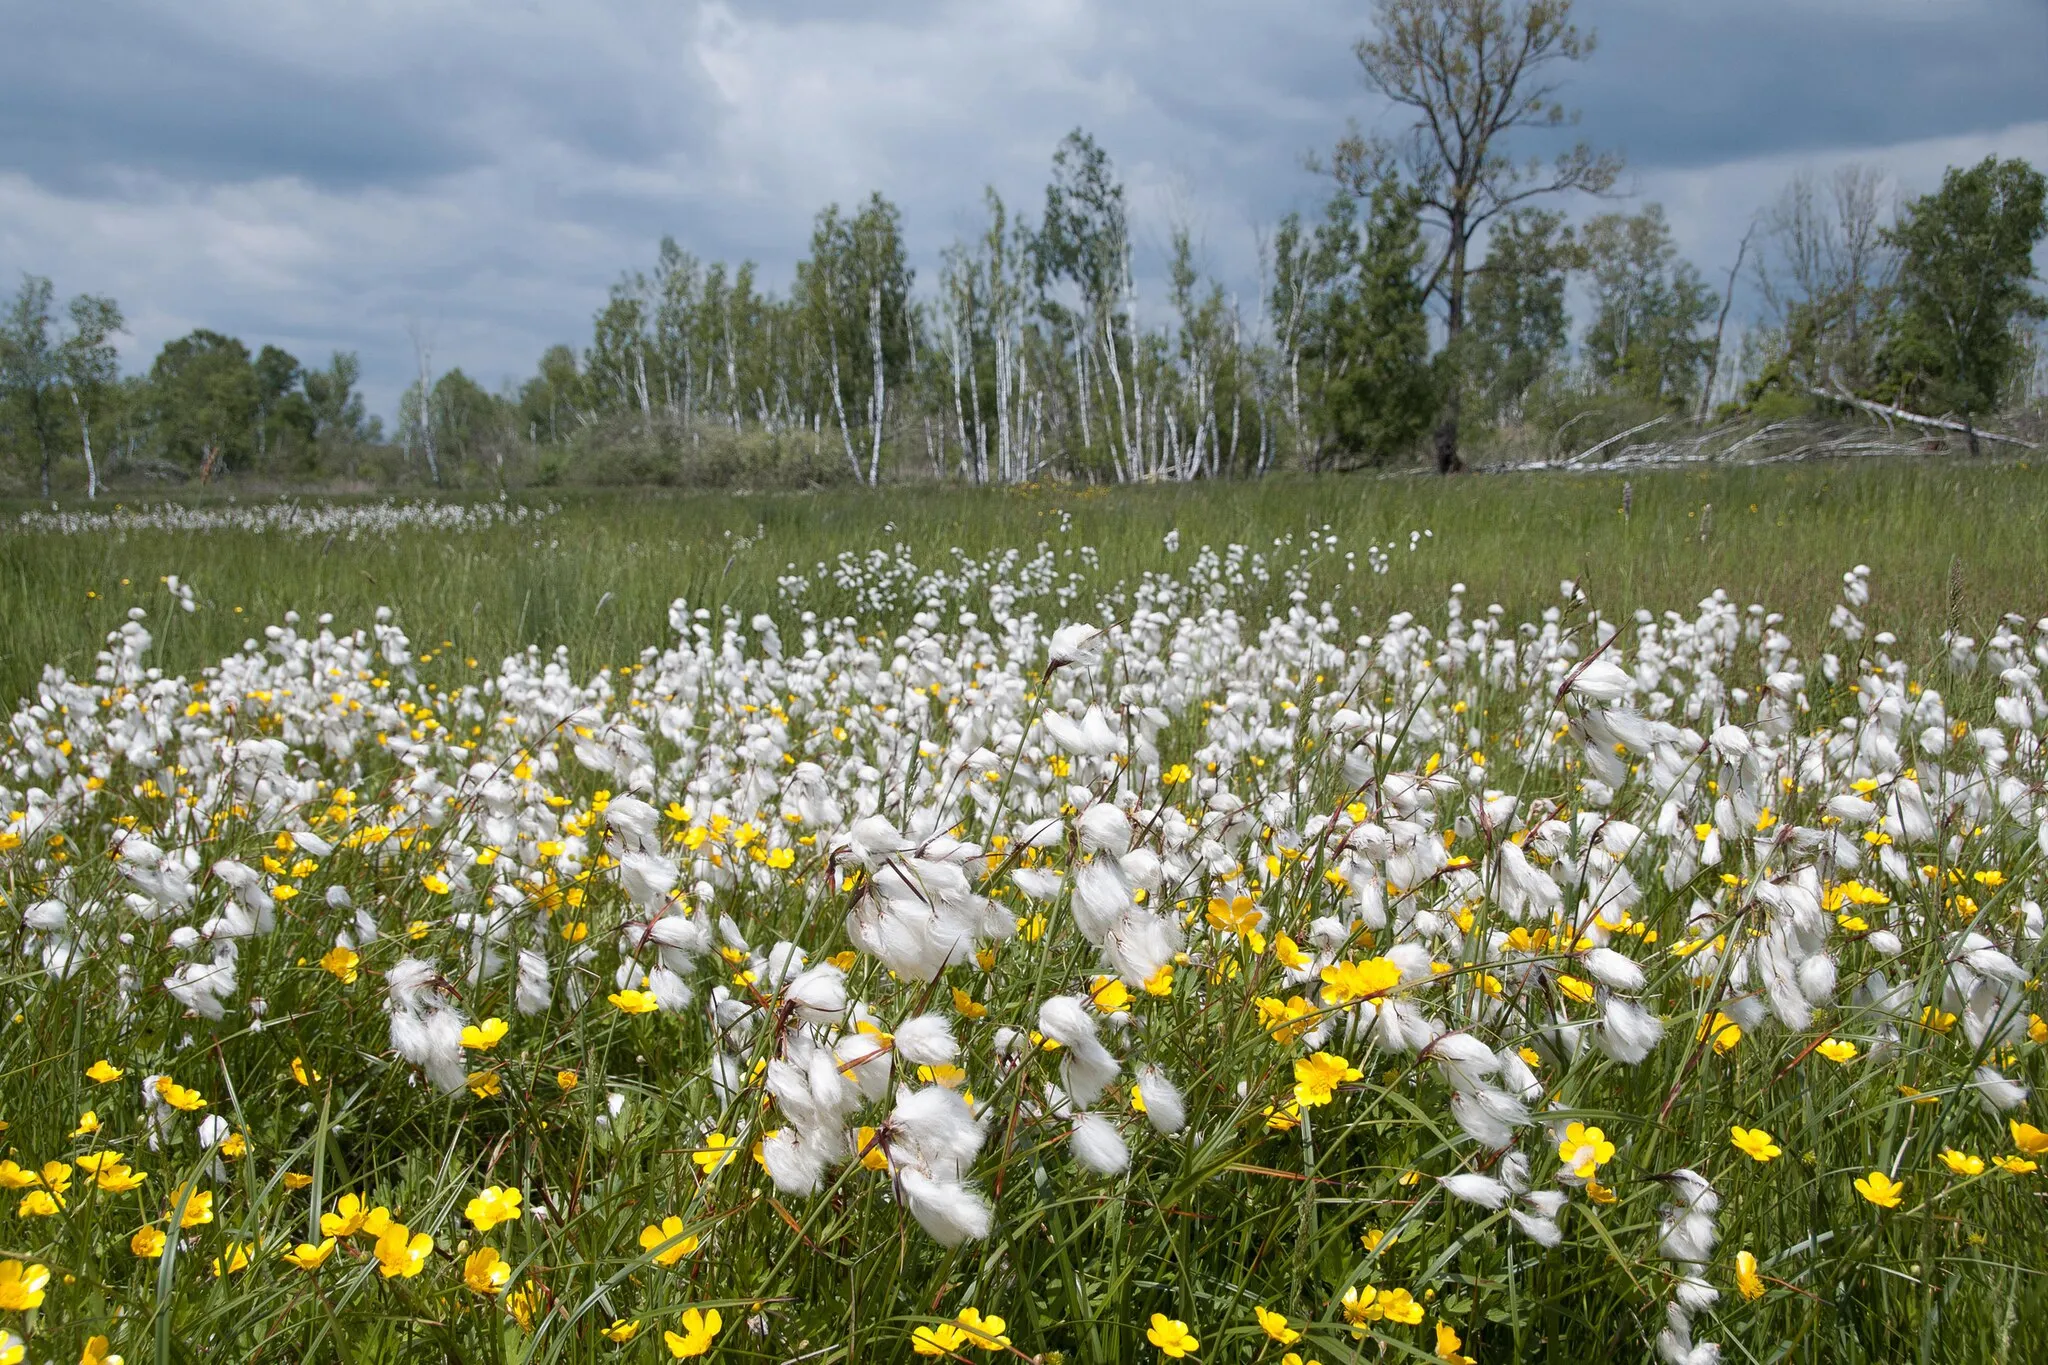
[0, 459, 2044, 1365]
[5, 458, 2048, 707]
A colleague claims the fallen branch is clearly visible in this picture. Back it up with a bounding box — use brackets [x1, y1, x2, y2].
[1804, 386, 2037, 450]
[1565, 415, 1672, 466]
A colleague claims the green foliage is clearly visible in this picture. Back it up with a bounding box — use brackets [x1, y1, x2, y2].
[148, 331, 261, 478]
[1275, 183, 1438, 467]
[1882, 156, 2048, 439]
[1464, 210, 1578, 420]
[1581, 205, 1718, 406]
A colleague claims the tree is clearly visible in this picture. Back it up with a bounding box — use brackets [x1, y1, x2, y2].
[1882, 155, 2048, 453]
[59, 294, 124, 498]
[303, 352, 370, 445]
[1463, 209, 1578, 420]
[1275, 182, 1440, 467]
[1033, 131, 1138, 478]
[150, 330, 259, 481]
[0, 276, 64, 498]
[1752, 166, 1897, 399]
[1324, 182, 1440, 465]
[1581, 205, 1717, 405]
[795, 194, 915, 484]
[1341, 0, 1620, 471]
[517, 345, 586, 445]
[253, 344, 315, 467]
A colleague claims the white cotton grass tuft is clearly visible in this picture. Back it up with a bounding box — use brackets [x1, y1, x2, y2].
[1069, 1113, 1131, 1175]
[893, 1014, 959, 1067]
[1439, 1173, 1511, 1209]
[1135, 1065, 1186, 1135]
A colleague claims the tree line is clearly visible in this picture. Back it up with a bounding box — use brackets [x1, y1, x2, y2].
[3, 0, 2043, 495]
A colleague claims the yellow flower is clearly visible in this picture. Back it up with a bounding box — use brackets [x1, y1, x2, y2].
[507, 1281, 543, 1331]
[2009, 1121, 2048, 1156]
[1993, 1155, 2039, 1175]
[321, 1193, 370, 1238]
[1377, 1288, 1424, 1325]
[466, 1070, 503, 1099]
[1341, 1285, 1384, 1332]
[154, 1077, 204, 1111]
[1556, 974, 1595, 1005]
[1730, 1125, 1782, 1163]
[664, 1307, 722, 1358]
[601, 1319, 641, 1344]
[1735, 1250, 1766, 1301]
[282, 1171, 314, 1190]
[639, 1216, 700, 1267]
[80, 1335, 123, 1365]
[374, 1223, 433, 1278]
[1255, 1306, 1301, 1344]
[95, 1163, 147, 1194]
[211, 1241, 254, 1278]
[0, 1262, 48, 1311]
[608, 989, 660, 1015]
[86, 1059, 124, 1084]
[462, 1017, 510, 1051]
[1320, 957, 1402, 1005]
[0, 1333, 21, 1365]
[952, 988, 988, 1019]
[466, 1184, 523, 1232]
[556, 1069, 580, 1091]
[281, 1238, 337, 1272]
[1143, 963, 1175, 997]
[1940, 1149, 1986, 1177]
[129, 1227, 167, 1258]
[16, 1190, 60, 1218]
[291, 1057, 320, 1087]
[1147, 1313, 1199, 1358]
[1558, 1121, 1616, 1177]
[1263, 1100, 1302, 1132]
[464, 1246, 512, 1295]
[1205, 894, 1263, 936]
[1433, 1320, 1475, 1364]
[319, 945, 360, 984]
[220, 1133, 247, 1159]
[71, 1111, 101, 1137]
[955, 1307, 1009, 1349]
[0, 1164, 31, 1190]
[1853, 1170, 1905, 1209]
[1089, 975, 1133, 1013]
[421, 872, 451, 895]
[1815, 1037, 1858, 1064]
[1257, 996, 1317, 1045]
[1701, 1013, 1742, 1054]
[1273, 933, 1311, 970]
[855, 1126, 890, 1172]
[1293, 1051, 1363, 1107]
[691, 1133, 736, 1174]
[912, 1324, 968, 1356]
[1920, 1006, 1957, 1034]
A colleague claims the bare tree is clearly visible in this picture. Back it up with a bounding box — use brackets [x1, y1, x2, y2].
[1698, 222, 1754, 425]
[1753, 164, 1898, 392]
[1339, 0, 1621, 472]
[408, 323, 442, 486]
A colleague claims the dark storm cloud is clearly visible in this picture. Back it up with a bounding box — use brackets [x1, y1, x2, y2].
[1533, 0, 2048, 172]
[0, 0, 2039, 421]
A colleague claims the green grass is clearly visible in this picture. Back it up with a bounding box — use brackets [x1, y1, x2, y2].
[5, 458, 2047, 707]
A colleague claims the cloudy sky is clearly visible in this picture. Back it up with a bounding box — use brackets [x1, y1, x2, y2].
[3, 0, 2044, 422]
